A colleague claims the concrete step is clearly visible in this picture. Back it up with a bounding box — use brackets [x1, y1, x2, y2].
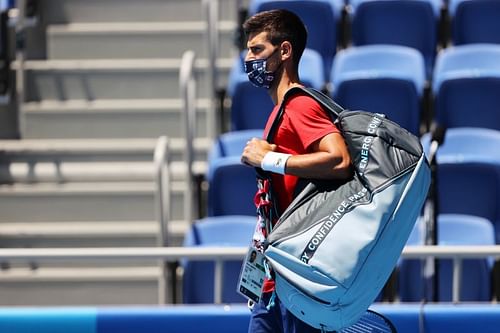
[0, 182, 187, 223]
[47, 21, 237, 60]
[21, 99, 211, 139]
[0, 160, 207, 183]
[0, 138, 211, 229]
[0, 219, 189, 247]
[0, 266, 161, 305]
[39, 0, 241, 24]
[0, 220, 158, 237]
[0, 221, 158, 248]
[14, 58, 231, 101]
[0, 137, 212, 165]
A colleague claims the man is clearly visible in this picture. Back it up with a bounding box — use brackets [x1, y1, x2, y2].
[240, 9, 353, 333]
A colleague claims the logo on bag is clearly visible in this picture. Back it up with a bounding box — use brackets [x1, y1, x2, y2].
[300, 187, 368, 263]
[358, 114, 384, 176]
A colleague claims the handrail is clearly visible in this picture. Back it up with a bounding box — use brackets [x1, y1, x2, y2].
[153, 136, 170, 248]
[153, 136, 171, 304]
[179, 50, 196, 225]
[202, 0, 219, 139]
[1, 245, 499, 304]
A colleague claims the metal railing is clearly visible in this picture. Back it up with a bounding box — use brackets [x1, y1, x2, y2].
[1, 245, 499, 304]
[202, 0, 219, 140]
[179, 50, 197, 226]
[153, 135, 171, 304]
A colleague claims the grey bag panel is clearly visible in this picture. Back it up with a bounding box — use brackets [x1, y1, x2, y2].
[338, 111, 423, 158]
[338, 111, 423, 190]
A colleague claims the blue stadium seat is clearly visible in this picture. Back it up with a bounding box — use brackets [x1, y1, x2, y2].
[206, 156, 257, 217]
[182, 216, 255, 304]
[421, 128, 500, 239]
[208, 129, 263, 162]
[433, 44, 500, 131]
[421, 127, 500, 164]
[206, 130, 262, 217]
[449, 0, 500, 45]
[331, 44, 425, 135]
[437, 161, 500, 244]
[399, 214, 495, 302]
[349, 0, 442, 77]
[248, 0, 343, 81]
[228, 48, 325, 131]
[229, 78, 274, 131]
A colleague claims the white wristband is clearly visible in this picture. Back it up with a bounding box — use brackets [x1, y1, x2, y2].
[261, 152, 292, 175]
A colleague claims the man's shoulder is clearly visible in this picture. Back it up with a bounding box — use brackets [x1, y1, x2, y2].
[286, 91, 322, 109]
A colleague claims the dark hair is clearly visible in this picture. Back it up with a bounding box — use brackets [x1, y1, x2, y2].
[243, 9, 307, 69]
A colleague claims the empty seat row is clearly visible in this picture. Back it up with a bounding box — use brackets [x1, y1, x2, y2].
[244, 0, 500, 79]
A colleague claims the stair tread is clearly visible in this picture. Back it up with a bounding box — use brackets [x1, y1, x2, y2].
[0, 138, 212, 153]
[22, 98, 211, 112]
[48, 21, 236, 33]
[0, 266, 161, 281]
[0, 220, 188, 237]
[12, 58, 233, 70]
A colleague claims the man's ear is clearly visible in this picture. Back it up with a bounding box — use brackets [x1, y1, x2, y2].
[280, 41, 292, 61]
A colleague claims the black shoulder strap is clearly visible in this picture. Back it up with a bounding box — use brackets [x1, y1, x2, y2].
[266, 87, 345, 143]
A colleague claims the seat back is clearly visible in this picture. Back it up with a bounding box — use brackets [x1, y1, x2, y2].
[331, 45, 425, 135]
[420, 127, 500, 164]
[208, 129, 263, 162]
[182, 216, 255, 304]
[449, 0, 500, 45]
[230, 79, 274, 131]
[350, 0, 441, 76]
[433, 44, 500, 131]
[437, 161, 500, 243]
[206, 156, 257, 217]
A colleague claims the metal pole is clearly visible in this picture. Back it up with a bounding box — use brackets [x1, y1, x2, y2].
[214, 259, 224, 304]
[180, 50, 196, 225]
[14, 0, 26, 138]
[153, 136, 171, 304]
[452, 257, 462, 303]
[203, 0, 219, 139]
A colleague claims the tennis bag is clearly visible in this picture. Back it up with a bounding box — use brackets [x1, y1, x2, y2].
[263, 87, 431, 331]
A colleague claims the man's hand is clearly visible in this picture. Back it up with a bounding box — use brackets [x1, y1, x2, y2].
[241, 138, 277, 168]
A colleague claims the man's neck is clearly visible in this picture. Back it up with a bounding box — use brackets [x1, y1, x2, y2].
[269, 73, 302, 105]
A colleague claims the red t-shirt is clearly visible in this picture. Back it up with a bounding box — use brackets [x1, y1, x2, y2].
[261, 91, 340, 293]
